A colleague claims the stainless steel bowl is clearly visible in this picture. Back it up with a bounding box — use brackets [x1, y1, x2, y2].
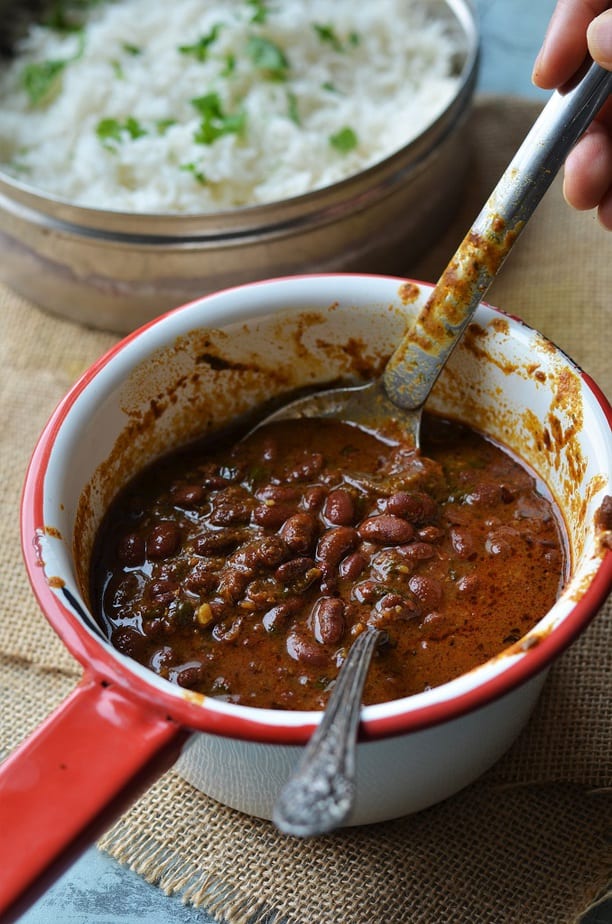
[0, 0, 479, 333]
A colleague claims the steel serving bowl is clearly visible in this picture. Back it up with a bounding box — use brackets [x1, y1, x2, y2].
[0, 273, 610, 919]
[0, 0, 478, 333]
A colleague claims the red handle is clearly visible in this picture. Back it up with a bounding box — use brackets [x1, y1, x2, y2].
[0, 673, 189, 921]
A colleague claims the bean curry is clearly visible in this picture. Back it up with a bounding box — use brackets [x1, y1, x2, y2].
[91, 413, 566, 710]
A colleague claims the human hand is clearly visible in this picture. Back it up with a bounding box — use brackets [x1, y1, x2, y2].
[532, 2, 612, 229]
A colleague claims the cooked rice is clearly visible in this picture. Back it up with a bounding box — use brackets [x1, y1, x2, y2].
[0, 0, 465, 213]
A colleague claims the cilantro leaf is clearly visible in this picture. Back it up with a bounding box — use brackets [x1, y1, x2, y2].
[191, 93, 246, 144]
[286, 90, 300, 125]
[180, 162, 207, 185]
[21, 59, 66, 106]
[246, 35, 289, 80]
[96, 116, 147, 149]
[313, 24, 343, 52]
[329, 126, 358, 153]
[247, 0, 269, 24]
[178, 24, 222, 62]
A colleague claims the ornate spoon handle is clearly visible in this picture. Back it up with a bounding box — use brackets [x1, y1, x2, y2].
[272, 628, 381, 837]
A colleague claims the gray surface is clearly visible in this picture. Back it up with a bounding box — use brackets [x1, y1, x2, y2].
[15, 1, 611, 922]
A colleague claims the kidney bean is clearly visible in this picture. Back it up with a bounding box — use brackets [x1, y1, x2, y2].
[173, 663, 205, 688]
[358, 515, 415, 545]
[252, 501, 296, 529]
[323, 488, 355, 526]
[301, 485, 327, 511]
[148, 645, 174, 673]
[450, 526, 478, 560]
[256, 484, 300, 504]
[147, 578, 179, 606]
[284, 451, 325, 482]
[244, 577, 283, 609]
[280, 512, 318, 553]
[351, 579, 387, 604]
[275, 557, 321, 592]
[286, 628, 329, 665]
[408, 575, 443, 612]
[193, 528, 245, 556]
[311, 596, 345, 645]
[386, 491, 438, 523]
[111, 626, 146, 658]
[316, 526, 358, 566]
[170, 483, 205, 507]
[456, 573, 479, 594]
[217, 568, 251, 603]
[397, 541, 435, 562]
[209, 487, 252, 525]
[184, 561, 219, 595]
[262, 598, 302, 633]
[105, 572, 142, 612]
[212, 616, 244, 643]
[148, 522, 181, 559]
[338, 551, 367, 581]
[117, 532, 145, 567]
[231, 535, 288, 570]
[377, 592, 420, 620]
[417, 525, 444, 543]
[465, 482, 504, 507]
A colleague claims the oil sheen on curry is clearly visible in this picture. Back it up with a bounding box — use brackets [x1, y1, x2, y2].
[91, 414, 566, 710]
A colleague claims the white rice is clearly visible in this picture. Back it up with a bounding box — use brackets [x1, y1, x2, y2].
[0, 0, 465, 213]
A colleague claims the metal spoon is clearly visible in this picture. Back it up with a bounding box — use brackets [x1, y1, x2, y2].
[271, 61, 612, 838]
[260, 61, 612, 450]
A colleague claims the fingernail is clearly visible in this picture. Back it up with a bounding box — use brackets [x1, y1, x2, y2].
[587, 9, 612, 69]
[531, 45, 544, 84]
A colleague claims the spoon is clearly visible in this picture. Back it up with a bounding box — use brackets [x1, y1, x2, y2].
[271, 61, 612, 838]
[260, 61, 612, 450]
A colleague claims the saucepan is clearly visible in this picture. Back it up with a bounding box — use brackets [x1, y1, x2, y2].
[0, 272, 610, 920]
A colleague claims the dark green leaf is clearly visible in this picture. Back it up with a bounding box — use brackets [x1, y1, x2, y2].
[191, 93, 246, 144]
[313, 23, 343, 52]
[122, 42, 142, 55]
[286, 90, 300, 125]
[180, 162, 207, 185]
[96, 116, 147, 148]
[247, 0, 268, 24]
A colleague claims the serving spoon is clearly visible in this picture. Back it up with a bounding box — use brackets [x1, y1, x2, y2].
[272, 61, 612, 838]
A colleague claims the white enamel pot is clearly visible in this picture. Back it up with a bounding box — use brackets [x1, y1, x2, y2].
[2, 274, 610, 919]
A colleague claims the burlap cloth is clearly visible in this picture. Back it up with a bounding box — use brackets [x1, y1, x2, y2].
[1, 98, 611, 923]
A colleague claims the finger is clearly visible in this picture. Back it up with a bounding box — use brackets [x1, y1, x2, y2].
[597, 181, 612, 228]
[533, 0, 611, 89]
[587, 7, 612, 67]
[562, 121, 612, 209]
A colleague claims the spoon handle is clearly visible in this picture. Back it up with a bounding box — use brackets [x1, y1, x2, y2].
[383, 61, 612, 410]
[272, 628, 380, 837]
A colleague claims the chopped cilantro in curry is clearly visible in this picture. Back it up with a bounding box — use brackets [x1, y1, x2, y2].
[329, 126, 358, 153]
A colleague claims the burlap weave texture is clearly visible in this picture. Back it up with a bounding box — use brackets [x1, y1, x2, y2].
[0, 98, 610, 923]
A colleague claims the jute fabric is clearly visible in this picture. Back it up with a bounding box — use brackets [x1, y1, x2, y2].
[1, 97, 610, 923]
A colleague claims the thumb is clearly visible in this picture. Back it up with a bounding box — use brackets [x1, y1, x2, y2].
[587, 8, 612, 70]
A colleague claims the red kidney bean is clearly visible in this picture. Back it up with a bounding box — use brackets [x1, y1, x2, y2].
[231, 535, 288, 570]
[408, 575, 443, 612]
[397, 541, 435, 562]
[417, 525, 445, 543]
[147, 578, 179, 606]
[252, 501, 297, 528]
[385, 491, 438, 523]
[117, 532, 145, 567]
[209, 487, 252, 525]
[170, 483, 205, 507]
[284, 451, 324, 482]
[111, 626, 146, 658]
[456, 573, 479, 594]
[275, 557, 321, 592]
[256, 484, 300, 504]
[184, 561, 219, 595]
[316, 526, 358, 566]
[301, 485, 327, 511]
[286, 628, 329, 665]
[358, 515, 415, 545]
[338, 551, 367, 581]
[212, 616, 244, 643]
[173, 663, 205, 688]
[323, 489, 355, 526]
[262, 598, 302, 633]
[194, 528, 245, 555]
[450, 526, 477, 560]
[244, 577, 283, 608]
[280, 512, 318, 553]
[375, 592, 420, 621]
[148, 522, 181, 559]
[465, 482, 504, 506]
[311, 596, 345, 645]
[351, 579, 387, 603]
[217, 568, 251, 602]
